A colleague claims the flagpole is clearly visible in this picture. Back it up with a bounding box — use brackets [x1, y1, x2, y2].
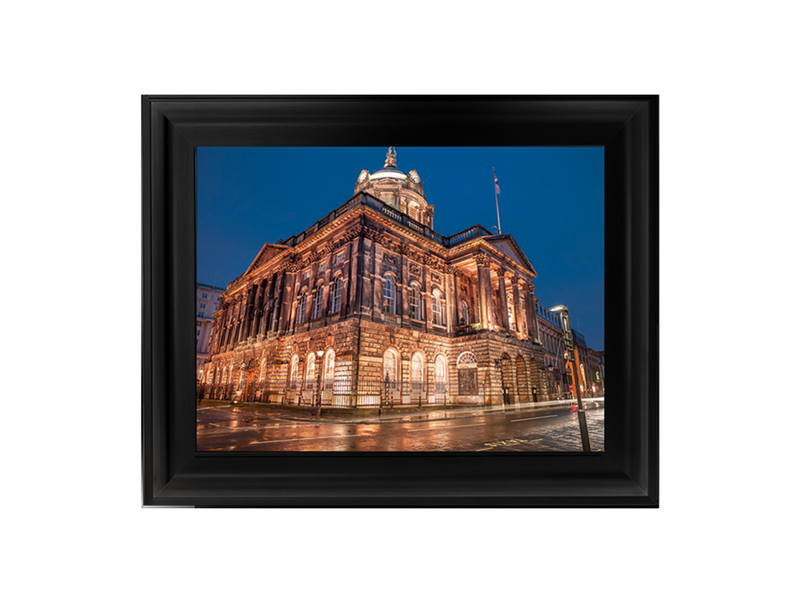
[493, 167, 502, 235]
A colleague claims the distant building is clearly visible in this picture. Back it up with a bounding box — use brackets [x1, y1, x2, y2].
[196, 283, 225, 379]
[535, 305, 601, 399]
[590, 350, 604, 395]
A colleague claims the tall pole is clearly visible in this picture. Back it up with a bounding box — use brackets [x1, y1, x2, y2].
[569, 346, 591, 452]
[551, 305, 591, 452]
[493, 167, 501, 235]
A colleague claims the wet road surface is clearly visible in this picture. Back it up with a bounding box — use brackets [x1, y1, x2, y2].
[197, 403, 604, 452]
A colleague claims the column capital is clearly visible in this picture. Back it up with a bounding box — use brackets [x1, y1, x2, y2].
[495, 267, 507, 278]
[474, 252, 491, 267]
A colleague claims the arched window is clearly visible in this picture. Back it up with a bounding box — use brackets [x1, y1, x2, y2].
[435, 355, 447, 392]
[460, 300, 469, 324]
[305, 352, 316, 389]
[313, 286, 324, 319]
[383, 275, 396, 314]
[289, 355, 299, 387]
[324, 349, 335, 383]
[457, 351, 478, 365]
[330, 277, 342, 313]
[222, 368, 228, 384]
[206, 369, 214, 384]
[432, 289, 444, 326]
[383, 349, 398, 391]
[411, 352, 425, 392]
[297, 293, 307, 324]
[409, 283, 421, 320]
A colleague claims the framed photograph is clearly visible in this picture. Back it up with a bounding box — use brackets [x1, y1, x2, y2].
[142, 95, 658, 507]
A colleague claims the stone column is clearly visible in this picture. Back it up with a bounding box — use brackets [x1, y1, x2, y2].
[360, 235, 374, 315]
[449, 267, 460, 331]
[423, 264, 432, 332]
[496, 268, 510, 332]
[475, 252, 493, 330]
[511, 277, 522, 336]
[400, 248, 410, 327]
[250, 280, 265, 338]
[347, 234, 362, 316]
[270, 271, 285, 333]
[245, 285, 257, 339]
[343, 236, 358, 319]
[285, 270, 301, 333]
[525, 282, 539, 343]
[372, 236, 384, 320]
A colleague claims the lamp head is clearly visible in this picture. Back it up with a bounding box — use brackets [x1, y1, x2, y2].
[549, 304, 568, 313]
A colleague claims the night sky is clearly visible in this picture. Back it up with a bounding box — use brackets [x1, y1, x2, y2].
[197, 147, 604, 350]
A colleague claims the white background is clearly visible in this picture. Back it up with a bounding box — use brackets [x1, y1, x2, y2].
[3, 2, 802, 602]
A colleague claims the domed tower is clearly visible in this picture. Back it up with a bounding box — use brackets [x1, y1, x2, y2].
[354, 147, 434, 228]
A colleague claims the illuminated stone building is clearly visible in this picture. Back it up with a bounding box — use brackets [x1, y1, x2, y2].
[200, 148, 549, 407]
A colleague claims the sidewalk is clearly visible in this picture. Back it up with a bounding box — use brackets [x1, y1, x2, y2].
[199, 396, 605, 425]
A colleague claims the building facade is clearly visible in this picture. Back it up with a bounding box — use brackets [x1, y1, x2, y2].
[196, 283, 225, 379]
[200, 148, 549, 408]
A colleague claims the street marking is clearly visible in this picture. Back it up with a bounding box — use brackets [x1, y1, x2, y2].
[408, 423, 486, 432]
[245, 433, 364, 445]
[510, 414, 558, 423]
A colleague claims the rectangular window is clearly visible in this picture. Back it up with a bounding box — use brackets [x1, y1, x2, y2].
[336, 251, 345, 264]
[202, 293, 208, 299]
[330, 279, 342, 313]
[200, 303, 206, 309]
[409, 288, 420, 320]
[197, 312, 204, 317]
[303, 269, 310, 280]
[319, 261, 326, 273]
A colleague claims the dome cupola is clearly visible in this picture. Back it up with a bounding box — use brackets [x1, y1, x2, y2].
[355, 147, 433, 228]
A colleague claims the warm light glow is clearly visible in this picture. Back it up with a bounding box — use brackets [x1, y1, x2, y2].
[549, 304, 567, 313]
[369, 170, 406, 180]
[316, 350, 324, 358]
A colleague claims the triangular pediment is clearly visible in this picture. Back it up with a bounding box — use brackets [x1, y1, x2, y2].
[483, 235, 536, 275]
[244, 243, 288, 275]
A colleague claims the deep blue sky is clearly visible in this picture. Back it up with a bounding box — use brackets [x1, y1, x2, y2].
[197, 147, 604, 350]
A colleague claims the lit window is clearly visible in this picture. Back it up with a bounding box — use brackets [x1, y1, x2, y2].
[290, 355, 300, 386]
[330, 278, 342, 313]
[383, 349, 398, 391]
[305, 353, 316, 388]
[435, 355, 447, 392]
[324, 349, 335, 383]
[432, 289, 443, 326]
[411, 352, 424, 391]
[383, 275, 396, 314]
[313, 287, 323, 319]
[409, 284, 421, 320]
[297, 294, 307, 323]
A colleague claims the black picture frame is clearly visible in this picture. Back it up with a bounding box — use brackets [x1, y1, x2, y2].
[142, 95, 658, 508]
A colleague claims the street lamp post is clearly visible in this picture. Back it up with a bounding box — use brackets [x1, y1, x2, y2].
[549, 305, 591, 452]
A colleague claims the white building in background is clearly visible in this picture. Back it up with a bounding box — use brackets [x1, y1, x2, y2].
[196, 282, 225, 379]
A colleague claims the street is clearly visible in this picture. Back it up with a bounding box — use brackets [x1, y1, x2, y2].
[197, 401, 604, 452]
